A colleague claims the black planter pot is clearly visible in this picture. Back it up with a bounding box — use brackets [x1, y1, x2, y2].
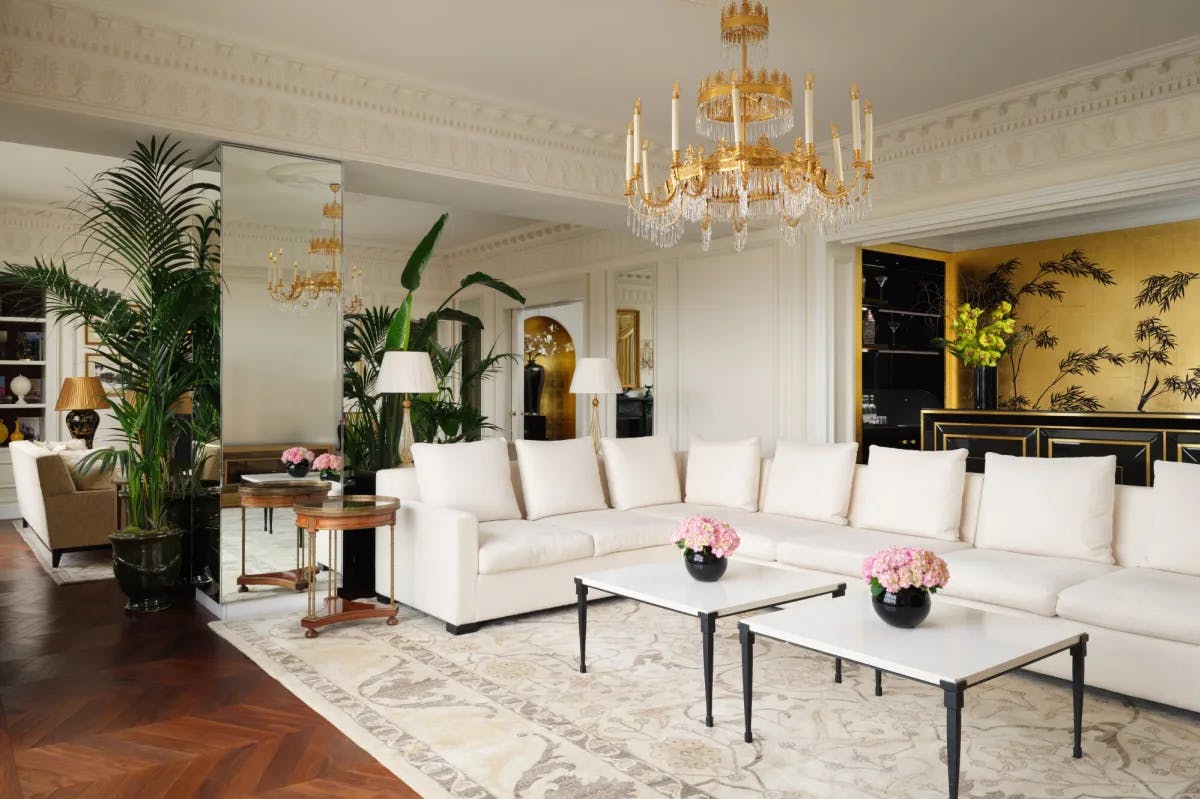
[524, 362, 545, 415]
[872, 586, 932, 628]
[165, 487, 221, 591]
[974, 365, 998, 410]
[340, 470, 376, 600]
[109, 528, 183, 613]
[683, 547, 728, 582]
[287, 459, 311, 478]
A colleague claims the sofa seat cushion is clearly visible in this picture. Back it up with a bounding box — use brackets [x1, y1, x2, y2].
[548, 509, 668, 556]
[633, 502, 760, 527]
[734, 514, 845, 562]
[1056, 568, 1200, 645]
[939, 549, 1117, 616]
[477, 519, 595, 575]
[776, 527, 970, 578]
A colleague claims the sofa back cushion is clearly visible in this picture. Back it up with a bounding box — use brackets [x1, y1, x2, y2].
[58, 447, 116, 491]
[601, 436, 681, 510]
[514, 439, 608, 520]
[1146, 460, 1200, 576]
[848, 446, 967, 541]
[761, 441, 858, 524]
[411, 438, 522, 522]
[684, 436, 761, 511]
[974, 452, 1116, 564]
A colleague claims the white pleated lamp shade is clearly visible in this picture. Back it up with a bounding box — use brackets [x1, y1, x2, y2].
[569, 357, 622, 394]
[378, 350, 438, 394]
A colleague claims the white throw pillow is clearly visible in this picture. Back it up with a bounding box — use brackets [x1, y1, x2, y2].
[848, 446, 967, 541]
[684, 436, 762, 511]
[974, 452, 1116, 564]
[762, 441, 859, 524]
[1148, 460, 1200, 576]
[411, 438, 521, 522]
[600, 436, 681, 510]
[514, 438, 608, 520]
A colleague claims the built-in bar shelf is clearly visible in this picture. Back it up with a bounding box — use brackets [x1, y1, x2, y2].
[864, 306, 942, 319]
[0, 317, 47, 324]
[862, 346, 943, 356]
[0, 404, 47, 410]
[0, 360, 46, 366]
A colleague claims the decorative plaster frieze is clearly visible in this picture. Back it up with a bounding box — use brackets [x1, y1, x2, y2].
[0, 0, 626, 203]
[1, 0, 1197, 252]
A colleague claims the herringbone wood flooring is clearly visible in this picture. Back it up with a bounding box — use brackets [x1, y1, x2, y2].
[0, 525, 420, 798]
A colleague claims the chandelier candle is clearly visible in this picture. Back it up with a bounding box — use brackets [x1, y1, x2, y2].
[623, 1, 876, 251]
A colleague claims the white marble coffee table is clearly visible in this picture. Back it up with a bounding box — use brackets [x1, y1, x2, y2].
[574, 560, 845, 727]
[739, 600, 1088, 799]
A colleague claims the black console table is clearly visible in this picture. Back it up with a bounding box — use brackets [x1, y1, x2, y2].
[616, 395, 653, 438]
[920, 409, 1200, 486]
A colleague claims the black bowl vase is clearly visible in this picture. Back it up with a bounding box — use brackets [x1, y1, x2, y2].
[109, 528, 183, 613]
[287, 459, 311, 478]
[683, 547, 728, 582]
[872, 586, 932, 628]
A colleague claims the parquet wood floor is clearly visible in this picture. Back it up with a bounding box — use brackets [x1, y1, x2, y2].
[0, 525, 421, 798]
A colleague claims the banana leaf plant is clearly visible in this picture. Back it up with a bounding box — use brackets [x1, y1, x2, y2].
[342, 213, 524, 472]
[0, 137, 222, 533]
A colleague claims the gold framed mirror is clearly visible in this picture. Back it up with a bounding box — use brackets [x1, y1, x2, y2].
[616, 308, 640, 389]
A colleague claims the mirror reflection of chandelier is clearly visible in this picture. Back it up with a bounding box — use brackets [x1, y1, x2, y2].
[266, 182, 365, 312]
[625, 1, 876, 252]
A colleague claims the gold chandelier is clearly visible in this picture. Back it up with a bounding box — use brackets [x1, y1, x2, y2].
[266, 182, 365, 312]
[625, 1, 875, 251]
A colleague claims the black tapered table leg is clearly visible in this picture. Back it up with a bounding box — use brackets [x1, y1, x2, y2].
[834, 657, 842, 684]
[1071, 635, 1088, 759]
[942, 681, 965, 799]
[575, 578, 587, 673]
[700, 612, 717, 727]
[739, 622, 754, 743]
[875, 668, 883, 696]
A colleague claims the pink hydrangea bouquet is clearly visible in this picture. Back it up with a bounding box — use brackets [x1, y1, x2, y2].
[281, 446, 315, 466]
[671, 515, 741, 558]
[862, 546, 950, 597]
[312, 453, 343, 474]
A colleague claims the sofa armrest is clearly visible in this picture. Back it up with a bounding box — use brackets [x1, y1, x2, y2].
[376, 500, 479, 625]
[43, 488, 118, 549]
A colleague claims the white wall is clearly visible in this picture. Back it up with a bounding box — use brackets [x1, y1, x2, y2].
[450, 225, 842, 453]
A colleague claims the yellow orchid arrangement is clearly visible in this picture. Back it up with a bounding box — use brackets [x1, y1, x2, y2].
[936, 301, 1016, 367]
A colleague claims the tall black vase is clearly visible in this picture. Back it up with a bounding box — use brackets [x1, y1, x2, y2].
[524, 362, 545, 415]
[974, 366, 998, 410]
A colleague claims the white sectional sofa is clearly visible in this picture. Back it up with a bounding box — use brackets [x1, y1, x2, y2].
[374, 436, 1200, 714]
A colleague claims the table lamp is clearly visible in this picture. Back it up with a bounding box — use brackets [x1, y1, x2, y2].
[55, 376, 110, 447]
[377, 350, 438, 466]
[569, 357, 622, 453]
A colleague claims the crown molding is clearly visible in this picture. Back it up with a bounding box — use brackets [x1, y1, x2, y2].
[440, 222, 585, 265]
[0, 0, 626, 204]
[1, 1, 1197, 245]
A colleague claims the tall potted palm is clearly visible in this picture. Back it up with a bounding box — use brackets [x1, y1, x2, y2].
[1, 137, 221, 611]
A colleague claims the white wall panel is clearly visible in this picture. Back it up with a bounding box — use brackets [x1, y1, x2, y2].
[675, 245, 779, 447]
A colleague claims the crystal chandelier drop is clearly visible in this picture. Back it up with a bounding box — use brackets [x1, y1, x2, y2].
[625, 1, 876, 252]
[266, 182, 365, 312]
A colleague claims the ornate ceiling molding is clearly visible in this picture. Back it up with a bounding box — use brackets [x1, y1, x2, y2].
[0, 0, 626, 204]
[1, 0, 1197, 254]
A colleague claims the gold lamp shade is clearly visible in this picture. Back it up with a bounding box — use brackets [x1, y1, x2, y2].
[55, 377, 110, 411]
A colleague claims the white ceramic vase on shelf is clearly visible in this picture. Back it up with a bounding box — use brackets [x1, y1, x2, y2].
[10, 374, 31, 405]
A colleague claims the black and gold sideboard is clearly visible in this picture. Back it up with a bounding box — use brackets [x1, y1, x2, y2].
[920, 409, 1200, 486]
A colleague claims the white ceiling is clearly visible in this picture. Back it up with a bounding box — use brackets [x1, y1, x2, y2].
[91, 0, 1200, 142]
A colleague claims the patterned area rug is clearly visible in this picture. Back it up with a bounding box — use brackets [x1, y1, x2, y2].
[11, 519, 113, 585]
[211, 598, 1200, 799]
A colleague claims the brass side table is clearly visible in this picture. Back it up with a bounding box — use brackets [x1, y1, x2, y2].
[236, 481, 331, 593]
[294, 495, 400, 638]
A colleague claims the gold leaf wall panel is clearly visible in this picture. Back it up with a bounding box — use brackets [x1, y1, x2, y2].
[955, 218, 1200, 412]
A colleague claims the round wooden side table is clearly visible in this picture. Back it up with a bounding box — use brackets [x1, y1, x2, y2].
[236, 481, 332, 593]
[293, 495, 400, 638]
